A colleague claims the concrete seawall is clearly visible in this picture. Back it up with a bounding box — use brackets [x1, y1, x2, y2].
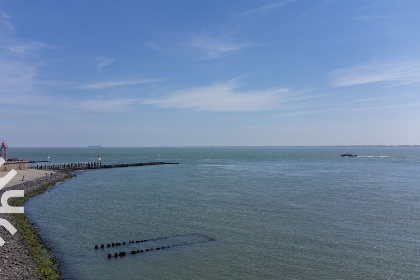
[0, 160, 29, 172]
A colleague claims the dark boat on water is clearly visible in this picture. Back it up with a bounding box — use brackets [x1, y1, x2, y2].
[341, 152, 357, 157]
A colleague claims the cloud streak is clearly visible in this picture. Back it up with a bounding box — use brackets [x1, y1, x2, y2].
[96, 56, 114, 72]
[2, 40, 53, 54]
[349, 102, 420, 112]
[142, 81, 289, 112]
[81, 78, 161, 90]
[231, 0, 294, 19]
[0, 59, 36, 94]
[0, 10, 16, 40]
[187, 35, 248, 59]
[354, 15, 408, 20]
[330, 60, 420, 87]
[0, 7, 53, 106]
[77, 98, 137, 112]
[1, 10, 53, 55]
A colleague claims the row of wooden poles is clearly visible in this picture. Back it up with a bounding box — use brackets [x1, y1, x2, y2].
[29, 162, 101, 170]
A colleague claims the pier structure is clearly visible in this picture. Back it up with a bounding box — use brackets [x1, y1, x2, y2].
[29, 161, 101, 170]
[29, 161, 179, 171]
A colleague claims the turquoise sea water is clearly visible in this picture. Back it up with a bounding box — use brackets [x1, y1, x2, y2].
[12, 147, 420, 279]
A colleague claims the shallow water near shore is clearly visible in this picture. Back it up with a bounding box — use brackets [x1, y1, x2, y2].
[15, 147, 420, 279]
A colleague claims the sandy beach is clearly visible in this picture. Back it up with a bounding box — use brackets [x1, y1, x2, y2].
[4, 169, 56, 189]
[0, 169, 69, 280]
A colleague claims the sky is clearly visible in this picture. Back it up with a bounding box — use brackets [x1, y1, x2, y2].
[1, 0, 420, 147]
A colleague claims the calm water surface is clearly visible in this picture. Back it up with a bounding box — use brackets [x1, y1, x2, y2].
[13, 147, 420, 279]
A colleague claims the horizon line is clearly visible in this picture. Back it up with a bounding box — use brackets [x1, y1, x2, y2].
[9, 145, 420, 148]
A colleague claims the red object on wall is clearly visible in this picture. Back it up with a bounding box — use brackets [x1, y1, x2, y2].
[0, 140, 9, 160]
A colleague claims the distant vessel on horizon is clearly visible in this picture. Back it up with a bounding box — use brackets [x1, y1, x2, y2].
[341, 151, 357, 157]
[88, 145, 101, 148]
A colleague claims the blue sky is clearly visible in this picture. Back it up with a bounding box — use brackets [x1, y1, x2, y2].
[1, 0, 420, 147]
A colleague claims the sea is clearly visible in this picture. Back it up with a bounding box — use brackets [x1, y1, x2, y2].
[9, 147, 420, 279]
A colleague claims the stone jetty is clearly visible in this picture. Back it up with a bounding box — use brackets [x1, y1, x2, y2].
[29, 161, 179, 171]
[0, 171, 71, 279]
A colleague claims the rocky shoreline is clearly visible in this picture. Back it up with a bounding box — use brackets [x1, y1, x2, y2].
[0, 171, 72, 280]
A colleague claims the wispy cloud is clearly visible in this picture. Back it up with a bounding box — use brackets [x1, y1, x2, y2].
[77, 98, 138, 112]
[354, 15, 408, 20]
[96, 56, 114, 72]
[81, 78, 161, 90]
[1, 11, 53, 55]
[349, 102, 420, 112]
[275, 108, 340, 118]
[142, 81, 289, 112]
[0, 8, 51, 106]
[184, 1, 295, 59]
[187, 35, 248, 59]
[0, 59, 36, 94]
[232, 0, 294, 19]
[330, 60, 420, 87]
[2, 40, 53, 54]
[0, 10, 15, 40]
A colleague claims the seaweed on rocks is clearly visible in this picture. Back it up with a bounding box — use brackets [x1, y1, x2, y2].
[1, 172, 75, 280]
